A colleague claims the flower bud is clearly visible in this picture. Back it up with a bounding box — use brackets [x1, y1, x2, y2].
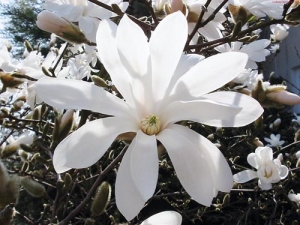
[58, 109, 74, 141]
[252, 137, 264, 147]
[20, 177, 46, 198]
[36, 11, 88, 44]
[0, 72, 24, 89]
[0, 162, 20, 209]
[165, 0, 186, 15]
[266, 90, 300, 106]
[90, 181, 111, 216]
[228, 5, 252, 26]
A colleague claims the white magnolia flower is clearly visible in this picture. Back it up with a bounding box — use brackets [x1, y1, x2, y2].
[216, 40, 270, 69]
[264, 134, 285, 147]
[35, 12, 263, 220]
[186, 0, 226, 43]
[233, 69, 263, 90]
[270, 24, 289, 42]
[140, 211, 182, 225]
[43, 0, 129, 42]
[228, 0, 284, 20]
[233, 147, 289, 190]
[288, 193, 300, 204]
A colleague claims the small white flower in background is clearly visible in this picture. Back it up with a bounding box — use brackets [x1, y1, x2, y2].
[288, 193, 300, 205]
[233, 147, 289, 190]
[228, 0, 284, 20]
[233, 69, 263, 90]
[43, 0, 129, 42]
[216, 40, 270, 69]
[35, 12, 263, 220]
[264, 134, 285, 147]
[270, 24, 289, 42]
[140, 211, 182, 225]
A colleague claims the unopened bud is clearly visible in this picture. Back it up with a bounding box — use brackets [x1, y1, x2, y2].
[228, 5, 252, 26]
[36, 10, 88, 44]
[252, 137, 264, 147]
[24, 40, 33, 53]
[90, 181, 111, 216]
[0, 72, 24, 89]
[1, 145, 19, 159]
[91, 76, 108, 88]
[20, 177, 46, 198]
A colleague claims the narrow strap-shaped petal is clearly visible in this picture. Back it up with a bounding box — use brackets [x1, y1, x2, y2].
[115, 135, 147, 221]
[233, 170, 258, 183]
[203, 91, 264, 127]
[53, 117, 138, 173]
[157, 126, 215, 206]
[96, 19, 135, 109]
[150, 12, 188, 105]
[166, 124, 234, 193]
[160, 99, 241, 128]
[116, 15, 153, 115]
[130, 130, 158, 201]
[170, 52, 248, 100]
[35, 78, 131, 118]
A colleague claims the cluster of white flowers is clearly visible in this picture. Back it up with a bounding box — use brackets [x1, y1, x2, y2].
[0, 0, 299, 222]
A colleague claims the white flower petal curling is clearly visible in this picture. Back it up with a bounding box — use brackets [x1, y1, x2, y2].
[160, 99, 242, 128]
[170, 124, 234, 193]
[203, 91, 264, 127]
[157, 125, 216, 206]
[35, 78, 131, 118]
[170, 52, 248, 101]
[53, 117, 139, 173]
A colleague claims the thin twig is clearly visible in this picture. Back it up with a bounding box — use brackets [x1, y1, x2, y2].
[58, 145, 127, 225]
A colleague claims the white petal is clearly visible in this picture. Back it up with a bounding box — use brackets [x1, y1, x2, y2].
[140, 211, 182, 225]
[116, 15, 153, 114]
[130, 131, 158, 201]
[160, 99, 241, 128]
[233, 170, 258, 183]
[117, 15, 149, 80]
[53, 117, 138, 173]
[171, 52, 248, 100]
[203, 91, 264, 127]
[96, 19, 135, 108]
[150, 12, 188, 105]
[247, 153, 260, 169]
[157, 126, 216, 206]
[280, 165, 289, 179]
[116, 137, 147, 221]
[258, 180, 272, 190]
[166, 124, 234, 192]
[35, 78, 131, 117]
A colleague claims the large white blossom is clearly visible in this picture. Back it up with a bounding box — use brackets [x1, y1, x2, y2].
[35, 12, 263, 220]
[233, 147, 288, 190]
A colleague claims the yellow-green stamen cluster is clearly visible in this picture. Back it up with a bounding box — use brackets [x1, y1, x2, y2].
[140, 115, 161, 135]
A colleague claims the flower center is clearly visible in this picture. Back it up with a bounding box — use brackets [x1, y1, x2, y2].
[140, 115, 161, 135]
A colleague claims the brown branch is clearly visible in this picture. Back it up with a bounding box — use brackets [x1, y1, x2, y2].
[58, 145, 127, 225]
